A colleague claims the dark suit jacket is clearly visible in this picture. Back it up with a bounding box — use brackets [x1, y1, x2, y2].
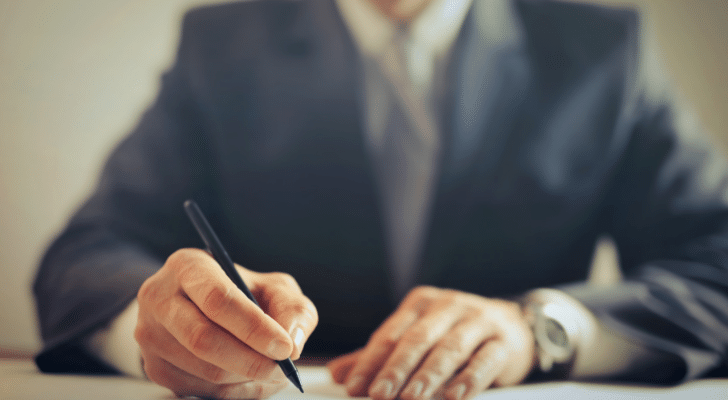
[34, 0, 728, 383]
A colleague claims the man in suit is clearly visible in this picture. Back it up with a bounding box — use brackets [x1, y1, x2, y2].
[34, 0, 728, 399]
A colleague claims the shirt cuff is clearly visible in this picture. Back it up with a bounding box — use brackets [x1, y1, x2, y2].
[526, 288, 660, 380]
[85, 299, 144, 378]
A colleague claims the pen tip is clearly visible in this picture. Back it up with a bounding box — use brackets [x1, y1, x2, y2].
[288, 372, 304, 393]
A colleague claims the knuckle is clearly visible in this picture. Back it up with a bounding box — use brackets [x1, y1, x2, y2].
[201, 284, 233, 319]
[417, 372, 439, 389]
[372, 330, 399, 349]
[475, 343, 508, 366]
[402, 326, 434, 347]
[241, 356, 275, 381]
[269, 272, 298, 289]
[425, 364, 448, 382]
[386, 368, 409, 385]
[201, 365, 232, 384]
[487, 307, 507, 322]
[285, 301, 308, 317]
[166, 249, 196, 271]
[460, 369, 479, 389]
[438, 334, 466, 354]
[472, 312, 491, 328]
[276, 295, 319, 327]
[427, 354, 458, 380]
[404, 286, 441, 312]
[167, 249, 207, 283]
[133, 323, 153, 347]
[302, 297, 319, 327]
[489, 299, 516, 318]
[390, 351, 419, 373]
[286, 299, 318, 325]
[410, 285, 437, 299]
[403, 288, 420, 304]
[164, 297, 184, 327]
[137, 278, 157, 304]
[301, 296, 319, 324]
[440, 288, 458, 302]
[466, 304, 484, 318]
[241, 315, 266, 344]
[376, 362, 409, 385]
[251, 383, 265, 399]
[188, 323, 218, 356]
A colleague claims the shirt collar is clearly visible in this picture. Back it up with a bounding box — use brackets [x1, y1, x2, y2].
[335, 0, 473, 62]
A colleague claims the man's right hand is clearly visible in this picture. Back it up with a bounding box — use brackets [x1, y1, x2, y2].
[135, 248, 318, 399]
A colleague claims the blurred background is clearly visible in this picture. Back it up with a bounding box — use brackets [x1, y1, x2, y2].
[1, 0, 726, 355]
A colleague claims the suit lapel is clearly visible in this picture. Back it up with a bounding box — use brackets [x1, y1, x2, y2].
[419, 0, 534, 287]
[219, 0, 393, 311]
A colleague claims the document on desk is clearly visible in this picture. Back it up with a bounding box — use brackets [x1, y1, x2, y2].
[276, 367, 727, 400]
[2, 360, 726, 400]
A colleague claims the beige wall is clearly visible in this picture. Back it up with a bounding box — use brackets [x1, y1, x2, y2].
[1, 0, 726, 352]
[603, 0, 728, 151]
[0, 0, 223, 352]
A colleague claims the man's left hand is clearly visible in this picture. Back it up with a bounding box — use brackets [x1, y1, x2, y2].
[327, 286, 536, 400]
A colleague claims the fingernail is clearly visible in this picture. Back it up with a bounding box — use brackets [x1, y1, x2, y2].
[291, 327, 305, 350]
[267, 338, 290, 360]
[404, 380, 424, 398]
[346, 375, 364, 393]
[448, 383, 467, 400]
[371, 379, 393, 399]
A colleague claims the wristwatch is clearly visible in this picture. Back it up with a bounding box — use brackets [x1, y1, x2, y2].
[522, 289, 583, 378]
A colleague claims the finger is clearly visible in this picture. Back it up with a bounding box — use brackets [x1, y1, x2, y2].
[170, 249, 294, 360]
[444, 341, 508, 400]
[143, 354, 287, 400]
[399, 318, 495, 400]
[254, 271, 319, 359]
[368, 296, 466, 400]
[135, 316, 244, 385]
[159, 291, 280, 381]
[142, 350, 214, 397]
[327, 349, 363, 384]
[343, 307, 420, 396]
[344, 286, 438, 397]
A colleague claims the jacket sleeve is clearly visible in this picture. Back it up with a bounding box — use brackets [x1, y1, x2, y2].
[561, 32, 728, 384]
[32, 12, 216, 374]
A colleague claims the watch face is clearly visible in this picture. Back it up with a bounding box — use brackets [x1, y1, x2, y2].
[545, 318, 568, 349]
[535, 312, 573, 364]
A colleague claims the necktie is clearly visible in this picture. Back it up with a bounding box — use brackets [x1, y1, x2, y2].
[374, 28, 441, 300]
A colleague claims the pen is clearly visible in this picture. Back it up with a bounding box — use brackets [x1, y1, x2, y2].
[183, 199, 304, 393]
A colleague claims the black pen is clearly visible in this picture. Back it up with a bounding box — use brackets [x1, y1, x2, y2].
[183, 199, 304, 393]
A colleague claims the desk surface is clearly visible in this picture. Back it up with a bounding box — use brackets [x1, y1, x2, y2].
[1, 359, 727, 400]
